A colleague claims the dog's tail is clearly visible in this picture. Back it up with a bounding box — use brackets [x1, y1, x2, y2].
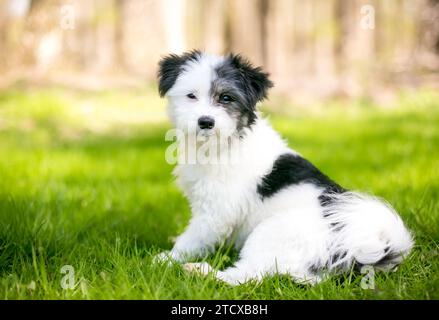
[323, 192, 413, 271]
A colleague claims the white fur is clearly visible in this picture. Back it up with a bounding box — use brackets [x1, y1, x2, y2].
[157, 53, 414, 285]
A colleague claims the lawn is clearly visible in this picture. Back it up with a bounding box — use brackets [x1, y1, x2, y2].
[0, 86, 438, 299]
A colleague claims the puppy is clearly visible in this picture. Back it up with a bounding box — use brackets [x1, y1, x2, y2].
[155, 50, 413, 285]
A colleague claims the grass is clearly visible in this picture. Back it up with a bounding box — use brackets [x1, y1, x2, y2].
[0, 86, 438, 299]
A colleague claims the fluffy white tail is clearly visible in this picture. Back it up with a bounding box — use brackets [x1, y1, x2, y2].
[323, 192, 413, 271]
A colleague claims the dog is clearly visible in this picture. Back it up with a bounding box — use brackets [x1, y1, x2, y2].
[155, 50, 413, 285]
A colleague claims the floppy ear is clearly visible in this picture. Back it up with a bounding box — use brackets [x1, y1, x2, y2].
[157, 50, 202, 97]
[157, 54, 184, 97]
[230, 54, 274, 103]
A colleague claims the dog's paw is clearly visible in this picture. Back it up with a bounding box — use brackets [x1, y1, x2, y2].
[183, 262, 213, 276]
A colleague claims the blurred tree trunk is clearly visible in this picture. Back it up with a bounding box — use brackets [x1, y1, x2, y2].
[265, 0, 295, 90]
[313, 0, 337, 94]
[163, 0, 186, 53]
[0, 2, 8, 72]
[416, 0, 439, 72]
[113, 0, 125, 70]
[76, 1, 98, 70]
[334, 0, 353, 95]
[226, 0, 268, 66]
[201, 0, 226, 54]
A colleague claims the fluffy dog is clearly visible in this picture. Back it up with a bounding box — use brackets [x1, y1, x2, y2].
[155, 50, 413, 285]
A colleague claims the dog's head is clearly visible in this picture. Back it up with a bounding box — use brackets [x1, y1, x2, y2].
[158, 50, 273, 138]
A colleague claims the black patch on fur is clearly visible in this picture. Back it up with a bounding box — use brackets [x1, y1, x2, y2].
[309, 251, 349, 275]
[213, 54, 273, 130]
[371, 247, 401, 270]
[330, 251, 348, 265]
[157, 50, 202, 97]
[308, 251, 348, 274]
[257, 153, 345, 200]
[258, 153, 348, 276]
[308, 263, 322, 275]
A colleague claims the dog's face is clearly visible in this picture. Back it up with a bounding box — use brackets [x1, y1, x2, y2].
[158, 51, 273, 138]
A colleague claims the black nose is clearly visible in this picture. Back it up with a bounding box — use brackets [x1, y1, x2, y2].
[198, 116, 215, 130]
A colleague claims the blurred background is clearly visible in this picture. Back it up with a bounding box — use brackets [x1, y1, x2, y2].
[1, 0, 439, 299]
[0, 0, 438, 102]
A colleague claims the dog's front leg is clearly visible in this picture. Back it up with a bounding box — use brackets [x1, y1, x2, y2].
[160, 215, 232, 263]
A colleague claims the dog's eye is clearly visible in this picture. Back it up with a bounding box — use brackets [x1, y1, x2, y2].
[219, 94, 234, 103]
[186, 93, 197, 100]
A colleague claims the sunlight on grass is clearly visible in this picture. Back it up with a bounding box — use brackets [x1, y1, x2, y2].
[0, 87, 438, 299]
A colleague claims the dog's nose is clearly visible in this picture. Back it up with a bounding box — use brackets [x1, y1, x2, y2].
[198, 116, 215, 130]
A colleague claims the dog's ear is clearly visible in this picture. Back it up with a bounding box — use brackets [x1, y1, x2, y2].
[230, 54, 274, 103]
[157, 54, 183, 97]
[157, 50, 202, 97]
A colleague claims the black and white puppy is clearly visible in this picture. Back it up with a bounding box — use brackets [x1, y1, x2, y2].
[156, 50, 413, 285]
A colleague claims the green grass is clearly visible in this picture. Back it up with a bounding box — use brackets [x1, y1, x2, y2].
[0, 87, 438, 299]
